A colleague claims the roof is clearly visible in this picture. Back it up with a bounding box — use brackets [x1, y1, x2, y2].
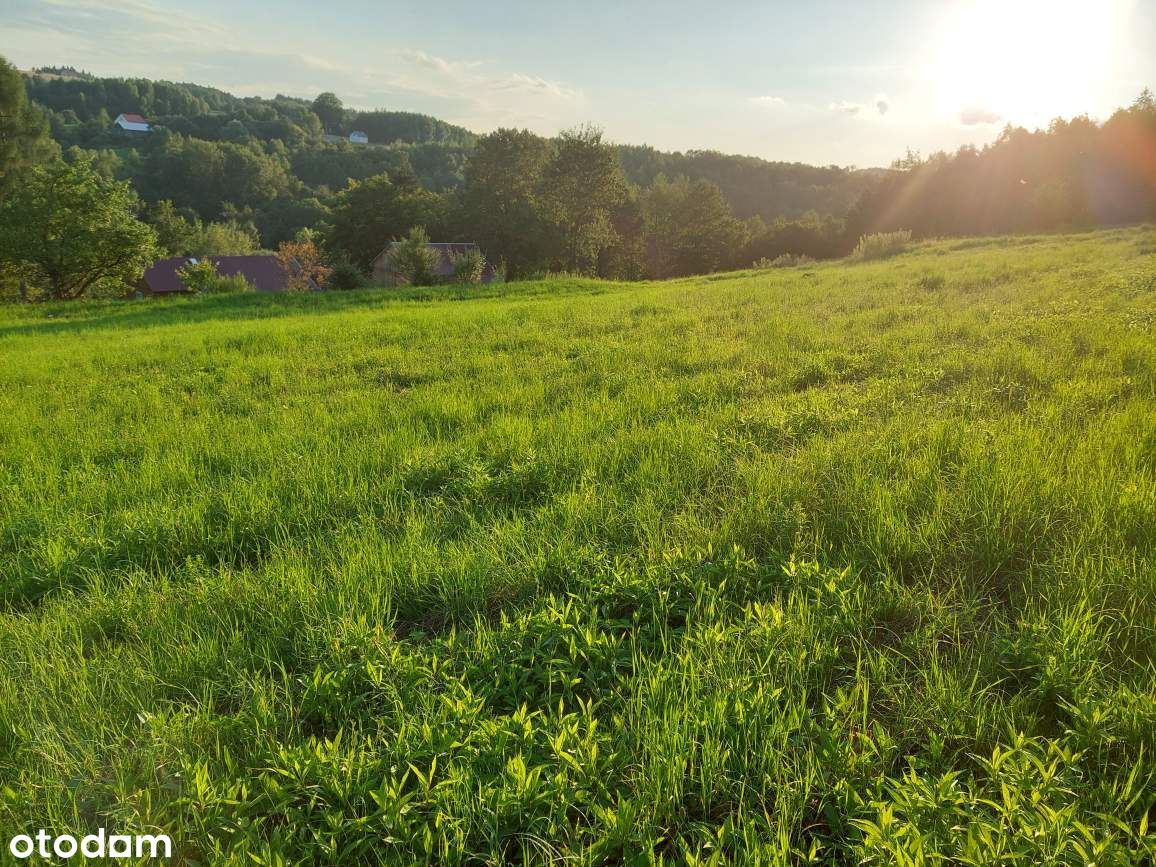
[118, 113, 147, 123]
[373, 242, 495, 281]
[142, 256, 296, 294]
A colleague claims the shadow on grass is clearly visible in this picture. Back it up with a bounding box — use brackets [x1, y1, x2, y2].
[0, 277, 619, 339]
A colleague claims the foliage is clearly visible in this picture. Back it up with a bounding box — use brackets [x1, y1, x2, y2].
[745, 211, 849, 262]
[448, 247, 486, 284]
[326, 261, 366, 291]
[0, 156, 160, 300]
[276, 239, 331, 291]
[640, 174, 749, 277]
[311, 92, 345, 135]
[189, 220, 261, 257]
[0, 229, 1154, 862]
[458, 128, 557, 278]
[754, 252, 814, 268]
[541, 124, 628, 274]
[852, 229, 913, 261]
[325, 173, 448, 271]
[144, 200, 260, 256]
[0, 57, 56, 190]
[620, 143, 879, 223]
[176, 258, 252, 294]
[849, 92, 1156, 238]
[175, 258, 219, 293]
[383, 226, 441, 286]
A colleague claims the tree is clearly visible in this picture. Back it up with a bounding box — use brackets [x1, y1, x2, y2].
[540, 124, 627, 274]
[145, 199, 198, 255]
[189, 219, 260, 256]
[459, 128, 557, 277]
[383, 227, 439, 286]
[276, 239, 331, 291]
[312, 92, 345, 135]
[0, 157, 160, 300]
[0, 55, 56, 190]
[448, 247, 485, 284]
[639, 176, 748, 277]
[324, 172, 448, 270]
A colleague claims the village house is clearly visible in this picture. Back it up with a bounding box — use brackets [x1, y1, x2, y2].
[372, 242, 495, 286]
[141, 256, 305, 294]
[113, 113, 151, 132]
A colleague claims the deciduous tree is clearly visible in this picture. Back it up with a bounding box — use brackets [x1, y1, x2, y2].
[0, 56, 56, 190]
[0, 156, 160, 300]
[540, 124, 627, 274]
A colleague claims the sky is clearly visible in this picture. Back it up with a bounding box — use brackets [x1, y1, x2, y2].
[1, 0, 1153, 167]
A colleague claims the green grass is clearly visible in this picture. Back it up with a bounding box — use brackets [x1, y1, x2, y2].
[1, 227, 1154, 864]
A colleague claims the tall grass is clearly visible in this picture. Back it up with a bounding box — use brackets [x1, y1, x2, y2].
[0, 227, 1153, 863]
[852, 229, 913, 261]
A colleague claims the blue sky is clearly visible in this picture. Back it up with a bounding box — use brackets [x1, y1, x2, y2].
[2, 0, 1153, 166]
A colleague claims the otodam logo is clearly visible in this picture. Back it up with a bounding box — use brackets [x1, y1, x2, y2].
[8, 829, 172, 860]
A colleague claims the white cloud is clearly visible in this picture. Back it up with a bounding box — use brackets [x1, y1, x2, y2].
[959, 106, 1002, 125]
[492, 72, 581, 101]
[749, 95, 787, 107]
[830, 93, 891, 117]
[829, 100, 862, 115]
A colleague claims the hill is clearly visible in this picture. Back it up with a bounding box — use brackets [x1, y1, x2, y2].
[0, 228, 1153, 862]
[20, 70, 873, 229]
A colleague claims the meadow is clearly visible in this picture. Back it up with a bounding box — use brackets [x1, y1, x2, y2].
[0, 228, 1154, 864]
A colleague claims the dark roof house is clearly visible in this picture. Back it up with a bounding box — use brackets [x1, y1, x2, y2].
[371, 242, 495, 286]
[142, 256, 300, 294]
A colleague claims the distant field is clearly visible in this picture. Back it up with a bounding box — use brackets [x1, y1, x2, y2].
[1, 228, 1154, 863]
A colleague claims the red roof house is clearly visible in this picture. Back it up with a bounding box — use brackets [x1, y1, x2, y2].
[114, 113, 151, 132]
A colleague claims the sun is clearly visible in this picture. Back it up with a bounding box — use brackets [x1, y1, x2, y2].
[928, 0, 1132, 128]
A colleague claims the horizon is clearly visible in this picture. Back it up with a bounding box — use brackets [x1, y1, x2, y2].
[2, 0, 1153, 168]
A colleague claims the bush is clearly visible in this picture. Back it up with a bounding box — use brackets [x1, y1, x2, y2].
[176, 258, 219, 293]
[327, 261, 365, 291]
[754, 253, 814, 269]
[449, 247, 485, 284]
[385, 227, 440, 286]
[852, 230, 912, 261]
[176, 259, 252, 294]
[208, 274, 254, 294]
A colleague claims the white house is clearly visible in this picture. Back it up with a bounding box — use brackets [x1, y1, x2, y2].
[349, 131, 369, 145]
[113, 113, 151, 133]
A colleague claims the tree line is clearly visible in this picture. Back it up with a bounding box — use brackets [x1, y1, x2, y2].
[849, 92, 1156, 239]
[2, 55, 1155, 301]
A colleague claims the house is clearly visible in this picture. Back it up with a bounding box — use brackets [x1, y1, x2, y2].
[113, 113, 151, 133]
[372, 242, 495, 286]
[349, 131, 369, 145]
[141, 256, 304, 294]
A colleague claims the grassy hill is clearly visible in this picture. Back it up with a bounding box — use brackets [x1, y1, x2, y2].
[1, 229, 1154, 863]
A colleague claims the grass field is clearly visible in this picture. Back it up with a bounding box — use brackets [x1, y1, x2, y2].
[1, 228, 1154, 864]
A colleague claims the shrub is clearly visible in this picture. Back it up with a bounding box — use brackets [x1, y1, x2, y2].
[852, 230, 912, 261]
[209, 274, 254, 294]
[449, 247, 485, 284]
[177, 259, 252, 294]
[276, 239, 331, 292]
[176, 258, 219, 293]
[385, 227, 440, 286]
[327, 261, 366, 291]
[754, 253, 814, 269]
